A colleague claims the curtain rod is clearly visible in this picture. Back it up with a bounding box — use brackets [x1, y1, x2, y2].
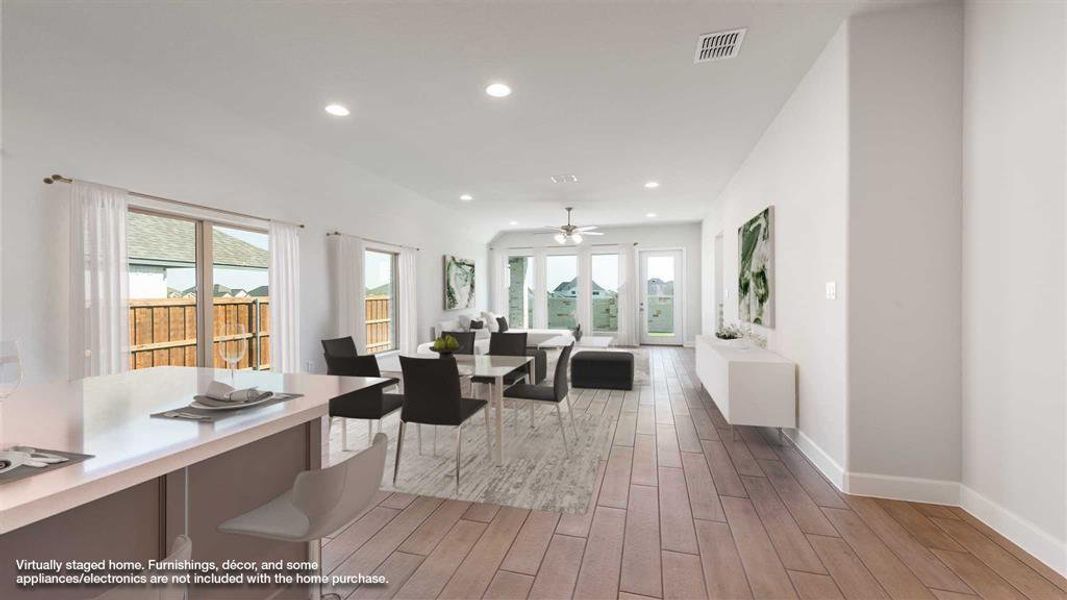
[326, 230, 420, 251]
[43, 173, 305, 228]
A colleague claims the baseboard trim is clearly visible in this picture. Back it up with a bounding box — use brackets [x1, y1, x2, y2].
[784, 429, 846, 489]
[844, 471, 961, 505]
[960, 485, 1067, 577]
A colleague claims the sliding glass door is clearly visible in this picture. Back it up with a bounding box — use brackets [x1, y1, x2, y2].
[126, 210, 272, 370]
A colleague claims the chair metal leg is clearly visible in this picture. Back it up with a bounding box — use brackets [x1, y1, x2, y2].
[556, 404, 570, 454]
[342, 418, 349, 452]
[417, 424, 423, 455]
[455, 423, 463, 489]
[393, 421, 406, 485]
[529, 403, 536, 429]
[433, 426, 438, 457]
[565, 394, 577, 432]
[483, 405, 493, 457]
[367, 419, 373, 442]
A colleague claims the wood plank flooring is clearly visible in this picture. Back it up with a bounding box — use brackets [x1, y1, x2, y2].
[323, 347, 1065, 599]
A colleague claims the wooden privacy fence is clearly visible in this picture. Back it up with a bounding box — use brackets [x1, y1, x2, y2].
[365, 295, 394, 354]
[129, 297, 271, 370]
[129, 295, 394, 370]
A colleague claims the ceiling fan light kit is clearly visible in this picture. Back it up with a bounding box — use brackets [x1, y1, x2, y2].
[546, 207, 603, 245]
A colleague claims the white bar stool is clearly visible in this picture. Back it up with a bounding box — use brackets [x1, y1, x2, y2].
[217, 432, 388, 600]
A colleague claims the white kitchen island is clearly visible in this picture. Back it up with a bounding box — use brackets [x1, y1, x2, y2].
[0, 367, 392, 600]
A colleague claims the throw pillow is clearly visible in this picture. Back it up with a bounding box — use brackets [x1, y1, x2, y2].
[496, 316, 509, 332]
[469, 319, 484, 330]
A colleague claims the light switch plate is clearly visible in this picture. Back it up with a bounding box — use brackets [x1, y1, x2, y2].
[825, 281, 837, 300]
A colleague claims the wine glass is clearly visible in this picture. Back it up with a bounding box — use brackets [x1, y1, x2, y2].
[218, 325, 247, 384]
[0, 340, 22, 401]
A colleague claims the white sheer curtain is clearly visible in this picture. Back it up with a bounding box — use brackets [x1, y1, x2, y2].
[616, 243, 639, 347]
[269, 222, 301, 372]
[329, 235, 366, 351]
[69, 181, 130, 379]
[397, 247, 418, 353]
[532, 249, 547, 328]
[489, 248, 507, 315]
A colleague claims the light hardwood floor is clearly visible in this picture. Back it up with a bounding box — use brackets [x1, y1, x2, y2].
[322, 347, 1067, 599]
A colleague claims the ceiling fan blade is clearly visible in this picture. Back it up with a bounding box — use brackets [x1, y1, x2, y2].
[575, 225, 599, 231]
[582, 231, 605, 235]
[541, 225, 563, 230]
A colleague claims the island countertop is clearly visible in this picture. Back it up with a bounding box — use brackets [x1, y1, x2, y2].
[0, 367, 391, 535]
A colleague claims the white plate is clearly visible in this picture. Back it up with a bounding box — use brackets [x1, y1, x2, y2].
[190, 395, 274, 411]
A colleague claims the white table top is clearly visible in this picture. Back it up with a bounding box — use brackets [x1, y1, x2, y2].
[0, 367, 392, 535]
[377, 353, 532, 378]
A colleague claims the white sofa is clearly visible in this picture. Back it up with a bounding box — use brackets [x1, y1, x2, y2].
[419, 311, 571, 353]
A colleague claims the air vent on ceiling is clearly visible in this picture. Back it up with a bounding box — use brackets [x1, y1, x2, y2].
[550, 173, 579, 184]
[694, 28, 747, 63]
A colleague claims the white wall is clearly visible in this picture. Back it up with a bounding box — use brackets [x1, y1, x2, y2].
[1, 6, 490, 384]
[845, 2, 964, 493]
[703, 23, 850, 476]
[491, 222, 702, 344]
[961, 0, 1066, 573]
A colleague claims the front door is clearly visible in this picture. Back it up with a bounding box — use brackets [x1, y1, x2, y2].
[639, 249, 683, 345]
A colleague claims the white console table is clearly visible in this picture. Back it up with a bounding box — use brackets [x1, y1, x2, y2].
[695, 335, 796, 429]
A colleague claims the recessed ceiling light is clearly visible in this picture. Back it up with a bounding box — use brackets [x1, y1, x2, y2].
[324, 103, 350, 117]
[485, 82, 512, 98]
[644, 181, 660, 189]
[459, 194, 473, 201]
[646, 212, 658, 218]
[509, 220, 519, 226]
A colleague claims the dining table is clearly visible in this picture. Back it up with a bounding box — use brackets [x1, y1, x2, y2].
[376, 352, 534, 465]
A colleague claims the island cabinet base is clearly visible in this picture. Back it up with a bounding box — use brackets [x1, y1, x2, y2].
[695, 335, 797, 429]
[0, 421, 320, 600]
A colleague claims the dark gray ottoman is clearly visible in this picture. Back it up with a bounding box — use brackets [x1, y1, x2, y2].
[571, 351, 634, 390]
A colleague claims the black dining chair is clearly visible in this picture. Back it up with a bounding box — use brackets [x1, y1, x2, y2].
[440, 331, 477, 355]
[322, 339, 402, 451]
[321, 336, 358, 359]
[503, 343, 577, 453]
[395, 355, 491, 488]
[472, 331, 531, 387]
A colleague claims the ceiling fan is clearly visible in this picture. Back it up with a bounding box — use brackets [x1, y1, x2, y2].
[541, 207, 604, 245]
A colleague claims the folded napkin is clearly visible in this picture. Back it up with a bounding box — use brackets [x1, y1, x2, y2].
[203, 381, 272, 404]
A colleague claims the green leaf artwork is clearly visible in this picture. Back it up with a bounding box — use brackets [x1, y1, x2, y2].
[738, 207, 774, 327]
[444, 255, 476, 310]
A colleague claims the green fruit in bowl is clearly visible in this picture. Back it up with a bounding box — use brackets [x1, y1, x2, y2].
[431, 334, 460, 352]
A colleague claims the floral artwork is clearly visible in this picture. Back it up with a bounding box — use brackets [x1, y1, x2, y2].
[738, 207, 774, 327]
[444, 255, 476, 310]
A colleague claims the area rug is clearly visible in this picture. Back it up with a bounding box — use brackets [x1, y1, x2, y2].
[325, 347, 648, 514]
[327, 402, 614, 514]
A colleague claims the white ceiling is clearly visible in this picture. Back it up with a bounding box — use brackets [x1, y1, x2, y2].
[8, 1, 871, 234]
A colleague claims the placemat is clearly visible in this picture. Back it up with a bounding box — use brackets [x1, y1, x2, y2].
[150, 393, 303, 423]
[0, 448, 93, 485]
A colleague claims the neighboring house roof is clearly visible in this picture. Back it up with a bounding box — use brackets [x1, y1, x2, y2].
[550, 277, 613, 297]
[127, 212, 269, 269]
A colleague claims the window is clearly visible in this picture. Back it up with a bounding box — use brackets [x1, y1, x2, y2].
[506, 256, 534, 329]
[126, 210, 272, 371]
[591, 254, 619, 332]
[127, 211, 199, 369]
[365, 249, 397, 354]
[212, 226, 270, 370]
[546, 254, 578, 329]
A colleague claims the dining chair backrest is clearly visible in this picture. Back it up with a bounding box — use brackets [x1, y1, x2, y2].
[324, 354, 382, 378]
[488, 331, 528, 356]
[322, 336, 358, 359]
[441, 331, 477, 355]
[399, 355, 463, 425]
[554, 343, 574, 400]
[291, 432, 388, 540]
